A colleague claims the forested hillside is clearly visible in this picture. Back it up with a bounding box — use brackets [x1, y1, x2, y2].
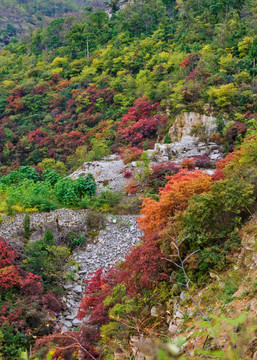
[0, 0, 256, 171]
[0, 0, 257, 359]
[0, 0, 105, 46]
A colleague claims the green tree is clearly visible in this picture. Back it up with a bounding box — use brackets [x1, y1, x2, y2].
[23, 214, 30, 241]
[43, 229, 55, 247]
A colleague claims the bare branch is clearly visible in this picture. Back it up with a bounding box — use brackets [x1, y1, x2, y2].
[182, 250, 200, 264]
[162, 257, 182, 269]
[164, 234, 223, 351]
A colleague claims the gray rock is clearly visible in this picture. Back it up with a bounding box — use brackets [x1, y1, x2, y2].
[74, 285, 83, 293]
[151, 306, 158, 317]
[69, 159, 132, 194]
[63, 320, 73, 328]
[63, 284, 73, 290]
[72, 318, 83, 326]
[66, 314, 76, 320]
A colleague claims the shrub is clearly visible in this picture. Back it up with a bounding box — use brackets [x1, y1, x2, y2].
[182, 178, 255, 250]
[149, 161, 180, 189]
[85, 138, 110, 162]
[224, 121, 247, 150]
[78, 267, 114, 325]
[134, 152, 152, 183]
[125, 179, 140, 195]
[42, 169, 62, 186]
[0, 238, 61, 357]
[193, 155, 212, 168]
[92, 190, 123, 212]
[72, 235, 85, 246]
[0, 265, 22, 291]
[122, 147, 143, 164]
[139, 170, 212, 236]
[180, 158, 196, 170]
[123, 169, 132, 178]
[74, 174, 96, 198]
[116, 235, 168, 294]
[113, 196, 142, 215]
[23, 239, 70, 288]
[54, 178, 79, 206]
[42, 291, 63, 313]
[43, 230, 55, 247]
[0, 166, 39, 185]
[0, 325, 29, 359]
[116, 98, 166, 148]
[86, 211, 106, 232]
[29, 195, 58, 212]
[20, 272, 43, 296]
[0, 239, 17, 268]
[38, 158, 67, 175]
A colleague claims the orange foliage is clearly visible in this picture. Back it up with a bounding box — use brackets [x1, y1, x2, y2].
[180, 158, 195, 170]
[125, 179, 140, 194]
[138, 170, 212, 235]
[216, 151, 237, 170]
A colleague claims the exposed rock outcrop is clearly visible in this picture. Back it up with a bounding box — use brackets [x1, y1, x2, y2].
[148, 136, 222, 163]
[0, 209, 88, 243]
[148, 112, 222, 164]
[69, 155, 132, 193]
[169, 112, 217, 142]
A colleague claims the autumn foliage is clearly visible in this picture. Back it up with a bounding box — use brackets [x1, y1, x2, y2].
[116, 98, 166, 149]
[0, 238, 61, 357]
[139, 170, 212, 235]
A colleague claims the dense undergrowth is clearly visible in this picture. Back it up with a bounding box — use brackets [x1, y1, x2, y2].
[1, 0, 257, 359]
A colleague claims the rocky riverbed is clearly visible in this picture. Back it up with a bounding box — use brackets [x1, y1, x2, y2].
[58, 214, 143, 328]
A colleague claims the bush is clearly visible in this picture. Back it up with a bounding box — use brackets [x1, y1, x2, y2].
[139, 170, 212, 236]
[23, 238, 70, 288]
[85, 138, 110, 162]
[135, 152, 152, 183]
[42, 169, 62, 186]
[123, 169, 132, 178]
[224, 121, 247, 150]
[86, 211, 106, 232]
[122, 147, 143, 164]
[197, 245, 227, 276]
[28, 195, 57, 212]
[116, 98, 166, 148]
[0, 167, 96, 213]
[95, 190, 123, 210]
[0, 325, 29, 359]
[193, 155, 212, 168]
[180, 158, 196, 170]
[149, 161, 180, 190]
[54, 178, 79, 206]
[182, 178, 255, 250]
[74, 174, 96, 198]
[43, 230, 55, 247]
[125, 179, 140, 195]
[0, 166, 39, 185]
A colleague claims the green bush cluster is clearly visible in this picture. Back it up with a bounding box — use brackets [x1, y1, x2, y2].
[0, 168, 96, 213]
[23, 230, 70, 289]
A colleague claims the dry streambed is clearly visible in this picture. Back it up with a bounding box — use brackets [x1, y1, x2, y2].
[0, 209, 143, 328]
